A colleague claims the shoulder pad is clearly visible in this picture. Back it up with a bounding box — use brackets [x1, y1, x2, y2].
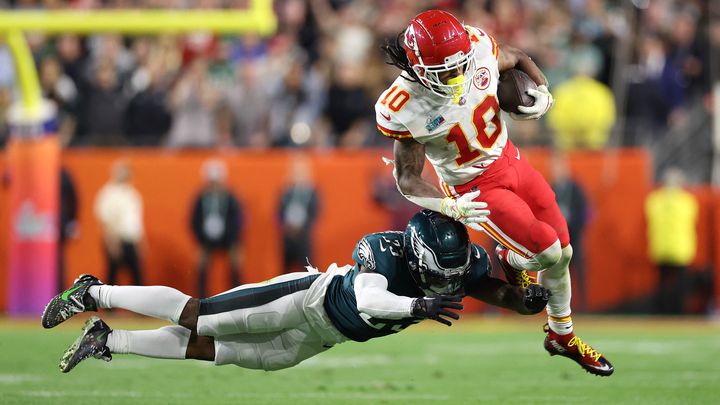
[352, 232, 405, 271]
[465, 25, 499, 60]
[375, 82, 412, 140]
[355, 237, 377, 270]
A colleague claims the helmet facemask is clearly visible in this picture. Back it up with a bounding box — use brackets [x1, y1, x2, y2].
[411, 48, 476, 103]
[407, 226, 471, 295]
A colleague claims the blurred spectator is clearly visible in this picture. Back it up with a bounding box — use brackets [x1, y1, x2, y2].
[57, 167, 79, 293]
[644, 167, 698, 314]
[485, 0, 527, 46]
[278, 154, 319, 272]
[323, 63, 374, 148]
[0, 43, 13, 146]
[124, 57, 172, 146]
[190, 159, 243, 298]
[223, 59, 272, 147]
[75, 58, 128, 146]
[667, 9, 709, 101]
[567, 0, 621, 86]
[166, 58, 221, 147]
[0, 44, 14, 88]
[39, 56, 78, 146]
[550, 153, 590, 311]
[266, 51, 325, 147]
[548, 59, 615, 150]
[308, 0, 375, 148]
[55, 34, 86, 89]
[94, 160, 144, 286]
[0, 86, 10, 146]
[87, 34, 134, 85]
[626, 33, 687, 146]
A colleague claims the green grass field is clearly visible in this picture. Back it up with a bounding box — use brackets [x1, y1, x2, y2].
[1, 315, 718, 404]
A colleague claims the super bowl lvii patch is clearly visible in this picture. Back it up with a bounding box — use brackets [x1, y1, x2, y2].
[425, 115, 445, 131]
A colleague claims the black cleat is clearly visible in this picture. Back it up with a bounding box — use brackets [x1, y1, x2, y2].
[42, 274, 103, 329]
[59, 316, 112, 373]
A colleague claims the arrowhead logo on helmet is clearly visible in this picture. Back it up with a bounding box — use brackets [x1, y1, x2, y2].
[404, 25, 417, 51]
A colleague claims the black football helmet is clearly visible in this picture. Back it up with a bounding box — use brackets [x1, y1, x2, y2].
[404, 210, 471, 295]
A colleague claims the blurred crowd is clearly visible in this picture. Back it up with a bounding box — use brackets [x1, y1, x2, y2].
[0, 0, 716, 151]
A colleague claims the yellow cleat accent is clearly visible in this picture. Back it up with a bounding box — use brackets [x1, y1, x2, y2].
[517, 270, 537, 289]
[567, 336, 602, 362]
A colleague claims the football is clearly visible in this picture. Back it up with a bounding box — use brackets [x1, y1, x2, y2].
[497, 69, 537, 113]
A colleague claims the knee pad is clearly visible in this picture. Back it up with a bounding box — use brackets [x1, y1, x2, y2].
[541, 244, 573, 279]
[558, 244, 573, 269]
[535, 240, 562, 269]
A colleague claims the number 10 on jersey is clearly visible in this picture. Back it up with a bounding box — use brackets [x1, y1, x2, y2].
[446, 95, 502, 166]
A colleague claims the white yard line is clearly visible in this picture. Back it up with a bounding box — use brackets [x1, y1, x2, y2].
[0, 374, 43, 384]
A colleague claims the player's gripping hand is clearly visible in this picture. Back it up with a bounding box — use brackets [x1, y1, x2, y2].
[510, 85, 554, 120]
[411, 295, 464, 326]
[440, 190, 490, 232]
[522, 284, 552, 314]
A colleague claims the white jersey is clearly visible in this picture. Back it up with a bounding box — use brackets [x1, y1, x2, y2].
[375, 26, 507, 186]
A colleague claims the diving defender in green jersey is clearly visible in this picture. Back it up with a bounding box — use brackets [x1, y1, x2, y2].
[44, 210, 551, 373]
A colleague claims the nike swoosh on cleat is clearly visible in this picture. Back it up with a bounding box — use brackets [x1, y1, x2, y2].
[69, 296, 84, 311]
[594, 362, 612, 372]
[550, 341, 566, 353]
[61, 285, 83, 301]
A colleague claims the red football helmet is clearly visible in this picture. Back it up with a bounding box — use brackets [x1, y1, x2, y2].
[402, 10, 476, 100]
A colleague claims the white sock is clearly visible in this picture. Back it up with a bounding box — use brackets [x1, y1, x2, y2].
[548, 316, 574, 336]
[107, 326, 191, 359]
[538, 245, 574, 334]
[88, 285, 191, 324]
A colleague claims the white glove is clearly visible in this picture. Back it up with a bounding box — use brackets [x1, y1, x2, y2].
[510, 85, 553, 121]
[439, 190, 490, 231]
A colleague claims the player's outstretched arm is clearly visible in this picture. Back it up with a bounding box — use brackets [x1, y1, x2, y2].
[354, 267, 463, 326]
[465, 277, 551, 315]
[393, 139, 490, 228]
[355, 268, 416, 319]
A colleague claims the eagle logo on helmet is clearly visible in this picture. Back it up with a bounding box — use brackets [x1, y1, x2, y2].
[409, 226, 443, 273]
[407, 220, 472, 295]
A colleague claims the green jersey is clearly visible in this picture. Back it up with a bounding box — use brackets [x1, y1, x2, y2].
[324, 231, 490, 342]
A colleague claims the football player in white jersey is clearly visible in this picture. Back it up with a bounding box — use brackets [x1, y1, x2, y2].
[376, 9, 613, 376]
